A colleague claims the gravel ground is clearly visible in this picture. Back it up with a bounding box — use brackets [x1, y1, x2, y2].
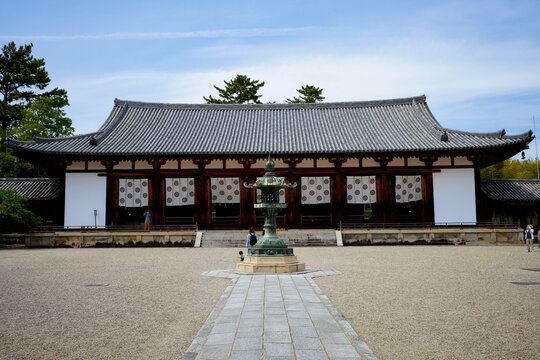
[0, 246, 538, 360]
[0, 248, 232, 360]
[301, 246, 540, 360]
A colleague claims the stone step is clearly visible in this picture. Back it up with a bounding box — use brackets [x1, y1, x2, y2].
[200, 230, 337, 248]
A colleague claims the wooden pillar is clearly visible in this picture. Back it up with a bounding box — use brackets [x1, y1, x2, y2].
[283, 157, 301, 228]
[423, 173, 434, 223]
[101, 160, 118, 226]
[194, 159, 211, 229]
[375, 157, 391, 223]
[329, 157, 345, 228]
[474, 161, 482, 223]
[420, 157, 436, 224]
[238, 157, 257, 228]
[148, 159, 166, 225]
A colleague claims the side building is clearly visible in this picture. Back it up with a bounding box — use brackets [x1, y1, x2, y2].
[7, 95, 533, 229]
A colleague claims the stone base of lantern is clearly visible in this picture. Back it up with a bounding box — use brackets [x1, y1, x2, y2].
[236, 255, 306, 274]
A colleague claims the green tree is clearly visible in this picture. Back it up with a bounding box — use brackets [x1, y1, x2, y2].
[480, 159, 539, 179]
[12, 94, 74, 141]
[204, 74, 265, 104]
[0, 190, 41, 233]
[286, 85, 325, 103]
[0, 41, 67, 144]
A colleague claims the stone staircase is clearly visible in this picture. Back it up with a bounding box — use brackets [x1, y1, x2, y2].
[200, 230, 338, 248]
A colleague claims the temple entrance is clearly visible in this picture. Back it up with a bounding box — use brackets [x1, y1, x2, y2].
[164, 178, 196, 225]
[345, 176, 377, 223]
[392, 175, 424, 223]
[117, 178, 149, 226]
[210, 177, 240, 228]
[300, 176, 332, 227]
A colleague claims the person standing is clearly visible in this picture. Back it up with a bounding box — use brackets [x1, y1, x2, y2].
[143, 210, 151, 231]
[246, 227, 257, 249]
[524, 224, 534, 252]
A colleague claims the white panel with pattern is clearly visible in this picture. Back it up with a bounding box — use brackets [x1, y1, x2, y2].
[118, 178, 149, 208]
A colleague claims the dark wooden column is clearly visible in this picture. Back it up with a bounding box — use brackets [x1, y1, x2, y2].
[283, 157, 301, 228]
[148, 159, 166, 225]
[101, 160, 118, 226]
[472, 157, 482, 223]
[193, 159, 211, 229]
[420, 157, 436, 223]
[329, 157, 345, 228]
[375, 157, 391, 223]
[238, 158, 257, 228]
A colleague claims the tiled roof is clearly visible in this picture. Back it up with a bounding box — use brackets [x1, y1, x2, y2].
[481, 179, 540, 202]
[6, 95, 533, 157]
[0, 178, 60, 200]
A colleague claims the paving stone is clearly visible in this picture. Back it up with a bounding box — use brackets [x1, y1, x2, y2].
[233, 337, 263, 351]
[264, 321, 290, 332]
[205, 332, 236, 346]
[230, 349, 263, 360]
[236, 326, 263, 338]
[290, 326, 318, 338]
[241, 317, 263, 327]
[293, 336, 325, 350]
[288, 317, 312, 327]
[190, 271, 377, 360]
[211, 322, 237, 334]
[264, 330, 291, 343]
[265, 308, 286, 315]
[264, 343, 294, 357]
[242, 311, 263, 319]
[286, 311, 310, 319]
[296, 349, 329, 360]
[324, 344, 362, 359]
[197, 344, 232, 359]
[319, 332, 350, 345]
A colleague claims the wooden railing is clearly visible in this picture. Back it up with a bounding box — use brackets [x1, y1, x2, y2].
[340, 221, 520, 230]
[301, 215, 332, 228]
[28, 224, 198, 233]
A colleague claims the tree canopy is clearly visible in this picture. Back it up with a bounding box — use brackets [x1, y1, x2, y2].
[286, 85, 325, 103]
[0, 190, 41, 233]
[204, 74, 265, 104]
[0, 41, 68, 144]
[13, 94, 74, 141]
[480, 158, 539, 179]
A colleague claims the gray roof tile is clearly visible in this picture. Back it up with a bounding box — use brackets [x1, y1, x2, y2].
[0, 178, 60, 200]
[481, 179, 540, 202]
[7, 95, 533, 157]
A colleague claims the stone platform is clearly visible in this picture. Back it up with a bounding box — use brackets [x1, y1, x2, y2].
[237, 256, 306, 274]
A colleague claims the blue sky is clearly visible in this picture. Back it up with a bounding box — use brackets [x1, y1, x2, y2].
[1, 0, 539, 157]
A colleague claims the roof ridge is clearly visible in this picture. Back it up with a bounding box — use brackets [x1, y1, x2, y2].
[95, 102, 129, 143]
[114, 95, 427, 110]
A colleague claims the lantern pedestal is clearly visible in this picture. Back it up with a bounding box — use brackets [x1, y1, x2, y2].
[237, 156, 305, 274]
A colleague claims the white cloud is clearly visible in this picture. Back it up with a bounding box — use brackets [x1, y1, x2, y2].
[60, 32, 540, 138]
[1, 27, 317, 41]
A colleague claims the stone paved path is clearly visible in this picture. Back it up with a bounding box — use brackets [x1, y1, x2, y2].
[183, 270, 377, 360]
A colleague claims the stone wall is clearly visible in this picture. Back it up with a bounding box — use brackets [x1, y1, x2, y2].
[23, 231, 196, 248]
[342, 228, 523, 245]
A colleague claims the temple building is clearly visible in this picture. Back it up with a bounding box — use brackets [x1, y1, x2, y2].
[7, 95, 533, 230]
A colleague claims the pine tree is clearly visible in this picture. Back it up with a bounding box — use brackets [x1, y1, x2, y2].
[286, 85, 325, 103]
[0, 42, 67, 144]
[204, 74, 265, 104]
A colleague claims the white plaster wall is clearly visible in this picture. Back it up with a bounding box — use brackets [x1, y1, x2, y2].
[65, 173, 107, 227]
[433, 168, 476, 224]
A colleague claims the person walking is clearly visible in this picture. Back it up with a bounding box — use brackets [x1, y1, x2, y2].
[246, 227, 257, 249]
[524, 224, 534, 252]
